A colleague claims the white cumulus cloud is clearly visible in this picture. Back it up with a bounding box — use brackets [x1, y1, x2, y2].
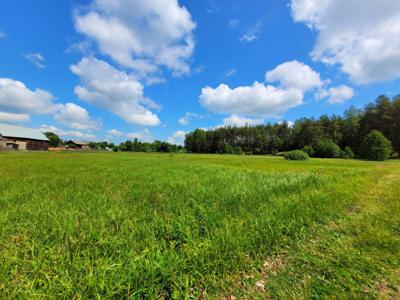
[200, 82, 303, 119]
[326, 85, 354, 104]
[126, 128, 153, 142]
[70, 57, 161, 126]
[199, 60, 344, 119]
[74, 0, 196, 76]
[291, 0, 400, 84]
[54, 102, 100, 130]
[266, 60, 323, 92]
[0, 78, 58, 114]
[106, 128, 153, 142]
[106, 129, 124, 137]
[167, 130, 186, 145]
[0, 112, 30, 123]
[222, 115, 264, 127]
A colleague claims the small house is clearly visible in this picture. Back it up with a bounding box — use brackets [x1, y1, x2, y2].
[0, 123, 49, 151]
[65, 140, 90, 150]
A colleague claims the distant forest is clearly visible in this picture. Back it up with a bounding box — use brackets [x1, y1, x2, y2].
[184, 95, 400, 157]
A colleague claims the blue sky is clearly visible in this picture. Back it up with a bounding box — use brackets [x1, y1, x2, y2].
[1, 0, 400, 145]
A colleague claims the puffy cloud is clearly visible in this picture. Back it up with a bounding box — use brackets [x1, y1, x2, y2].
[167, 130, 186, 145]
[222, 115, 264, 127]
[0, 112, 30, 123]
[23, 53, 45, 69]
[70, 57, 160, 126]
[178, 112, 207, 126]
[106, 129, 124, 137]
[54, 103, 100, 130]
[200, 61, 348, 118]
[0, 78, 57, 114]
[326, 85, 354, 104]
[291, 0, 400, 84]
[74, 0, 196, 76]
[40, 124, 96, 140]
[0, 78, 103, 131]
[200, 82, 303, 119]
[265, 60, 323, 92]
[105, 128, 153, 142]
[126, 128, 153, 142]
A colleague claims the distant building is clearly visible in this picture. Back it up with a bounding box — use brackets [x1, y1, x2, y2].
[0, 123, 49, 151]
[65, 140, 90, 150]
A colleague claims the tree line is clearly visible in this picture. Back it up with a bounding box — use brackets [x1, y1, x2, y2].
[185, 95, 400, 159]
[99, 138, 184, 153]
[44, 133, 184, 153]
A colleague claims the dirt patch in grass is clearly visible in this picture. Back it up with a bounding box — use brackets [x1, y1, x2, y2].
[376, 269, 400, 300]
[219, 253, 287, 299]
[261, 255, 285, 277]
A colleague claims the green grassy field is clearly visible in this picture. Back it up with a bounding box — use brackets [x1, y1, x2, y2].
[0, 152, 399, 299]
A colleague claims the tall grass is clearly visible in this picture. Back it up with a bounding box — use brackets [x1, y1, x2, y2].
[0, 153, 395, 298]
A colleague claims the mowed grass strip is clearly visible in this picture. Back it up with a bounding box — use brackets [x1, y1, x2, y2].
[221, 162, 400, 299]
[263, 163, 400, 299]
[0, 152, 396, 298]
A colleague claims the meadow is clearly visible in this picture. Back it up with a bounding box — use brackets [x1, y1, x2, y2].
[0, 152, 399, 299]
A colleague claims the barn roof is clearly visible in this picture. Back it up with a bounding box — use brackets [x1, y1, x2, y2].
[66, 140, 89, 146]
[0, 123, 49, 141]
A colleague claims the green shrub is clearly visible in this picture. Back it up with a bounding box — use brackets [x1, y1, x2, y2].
[222, 144, 243, 155]
[284, 150, 310, 161]
[232, 146, 243, 155]
[223, 144, 234, 154]
[361, 130, 392, 161]
[314, 139, 341, 158]
[341, 146, 355, 159]
[301, 145, 314, 157]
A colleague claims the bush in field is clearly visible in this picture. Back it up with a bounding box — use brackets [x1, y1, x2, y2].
[222, 144, 243, 155]
[232, 146, 243, 155]
[341, 146, 355, 159]
[302, 145, 314, 157]
[314, 139, 341, 158]
[223, 144, 234, 154]
[284, 150, 309, 161]
[361, 130, 392, 161]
